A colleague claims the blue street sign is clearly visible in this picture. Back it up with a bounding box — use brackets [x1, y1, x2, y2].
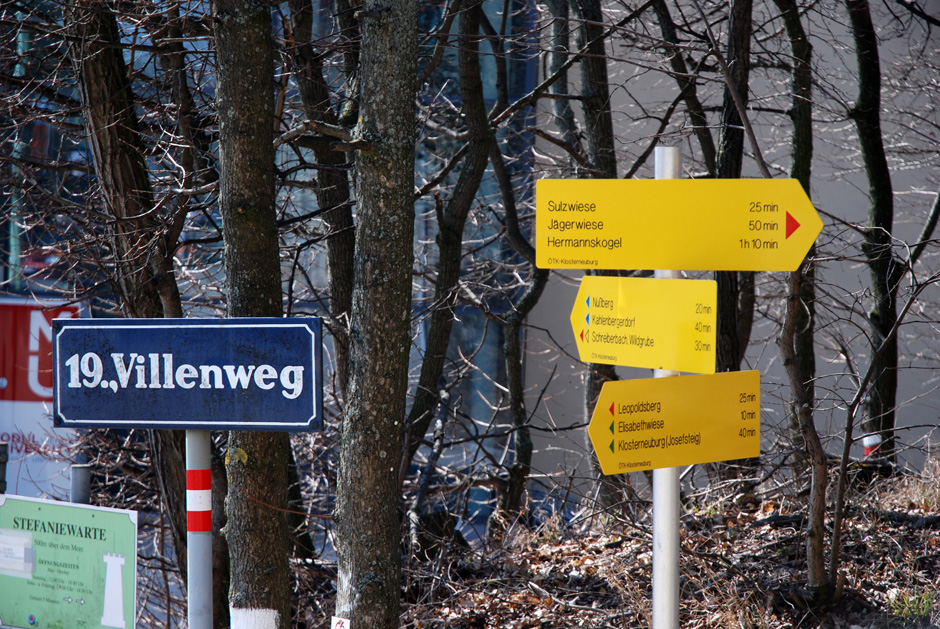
[52, 318, 322, 431]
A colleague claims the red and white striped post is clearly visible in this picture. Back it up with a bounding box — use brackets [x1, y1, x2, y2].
[186, 429, 213, 629]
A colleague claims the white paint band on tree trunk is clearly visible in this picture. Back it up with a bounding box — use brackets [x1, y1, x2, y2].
[230, 608, 280, 629]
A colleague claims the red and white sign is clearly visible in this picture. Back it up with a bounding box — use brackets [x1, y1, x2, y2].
[1, 298, 81, 402]
[0, 298, 83, 497]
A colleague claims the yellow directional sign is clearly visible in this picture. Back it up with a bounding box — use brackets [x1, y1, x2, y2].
[570, 276, 716, 373]
[588, 370, 760, 474]
[537, 178, 822, 271]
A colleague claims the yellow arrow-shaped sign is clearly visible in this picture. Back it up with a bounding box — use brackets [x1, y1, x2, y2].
[537, 179, 822, 271]
[570, 276, 716, 373]
[588, 371, 760, 474]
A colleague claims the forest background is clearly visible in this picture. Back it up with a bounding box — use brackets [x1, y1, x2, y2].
[1, 0, 939, 626]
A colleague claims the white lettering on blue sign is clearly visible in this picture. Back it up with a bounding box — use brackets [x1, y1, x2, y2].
[63, 352, 305, 399]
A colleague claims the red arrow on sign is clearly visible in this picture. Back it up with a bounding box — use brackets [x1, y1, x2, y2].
[610, 401, 615, 416]
[786, 211, 800, 239]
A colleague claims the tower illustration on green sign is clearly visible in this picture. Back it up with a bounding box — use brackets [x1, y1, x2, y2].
[0, 495, 137, 629]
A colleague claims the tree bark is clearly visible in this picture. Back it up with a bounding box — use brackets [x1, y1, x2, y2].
[772, 0, 815, 474]
[288, 0, 355, 397]
[571, 0, 627, 510]
[406, 0, 492, 464]
[66, 1, 163, 319]
[66, 4, 194, 619]
[485, 139, 548, 542]
[214, 1, 291, 626]
[715, 0, 754, 375]
[334, 0, 416, 621]
[845, 0, 900, 462]
[545, 0, 583, 171]
[652, 0, 717, 177]
[770, 3, 823, 581]
[777, 273, 830, 601]
[572, 0, 616, 179]
[712, 0, 757, 481]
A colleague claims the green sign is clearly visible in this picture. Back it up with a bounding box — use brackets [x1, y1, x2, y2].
[0, 495, 137, 629]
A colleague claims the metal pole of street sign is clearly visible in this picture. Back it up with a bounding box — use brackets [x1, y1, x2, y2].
[652, 146, 680, 629]
[0, 442, 7, 494]
[187, 429, 213, 629]
[70, 463, 92, 504]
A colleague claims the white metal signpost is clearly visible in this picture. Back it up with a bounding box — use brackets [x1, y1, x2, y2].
[537, 147, 822, 629]
[52, 317, 323, 629]
[652, 148, 681, 629]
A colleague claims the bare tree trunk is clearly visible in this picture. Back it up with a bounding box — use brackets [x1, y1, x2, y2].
[288, 0, 355, 397]
[652, 0, 717, 177]
[772, 0, 816, 474]
[214, 1, 291, 627]
[405, 0, 492, 463]
[572, 0, 616, 180]
[66, 4, 197, 619]
[845, 0, 900, 462]
[544, 0, 583, 170]
[334, 0, 416, 621]
[774, 1, 826, 601]
[487, 289, 540, 540]
[712, 0, 758, 481]
[66, 1, 163, 319]
[570, 0, 626, 511]
[767, 3, 822, 576]
[778, 272, 830, 602]
[485, 139, 548, 542]
[715, 0, 753, 375]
